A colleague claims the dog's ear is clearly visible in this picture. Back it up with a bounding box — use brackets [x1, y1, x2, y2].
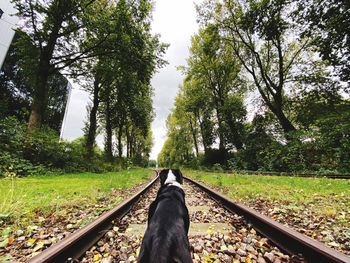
[159, 169, 169, 185]
[173, 169, 183, 184]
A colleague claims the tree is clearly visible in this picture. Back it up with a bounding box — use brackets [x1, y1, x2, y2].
[158, 110, 194, 168]
[0, 31, 69, 133]
[182, 79, 215, 154]
[184, 24, 246, 151]
[197, 0, 318, 139]
[295, 0, 350, 85]
[82, 0, 166, 159]
[12, 0, 120, 134]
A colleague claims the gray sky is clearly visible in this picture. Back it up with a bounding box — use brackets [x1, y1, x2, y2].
[62, 0, 203, 160]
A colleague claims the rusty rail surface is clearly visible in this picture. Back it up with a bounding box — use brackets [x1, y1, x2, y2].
[26, 175, 159, 263]
[184, 176, 350, 263]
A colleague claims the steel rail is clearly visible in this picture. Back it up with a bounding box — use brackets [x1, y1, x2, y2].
[26, 175, 159, 263]
[184, 176, 350, 263]
[199, 169, 350, 180]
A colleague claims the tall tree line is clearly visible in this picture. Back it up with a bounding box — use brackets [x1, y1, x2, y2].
[8, 0, 166, 163]
[159, 0, 350, 173]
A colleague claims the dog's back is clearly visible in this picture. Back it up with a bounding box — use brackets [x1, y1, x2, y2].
[137, 169, 192, 263]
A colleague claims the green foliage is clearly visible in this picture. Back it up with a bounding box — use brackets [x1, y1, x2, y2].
[294, 0, 350, 84]
[0, 116, 121, 177]
[158, 0, 349, 174]
[148, 160, 157, 168]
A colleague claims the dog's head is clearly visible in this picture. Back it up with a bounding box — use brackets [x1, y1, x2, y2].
[159, 169, 183, 187]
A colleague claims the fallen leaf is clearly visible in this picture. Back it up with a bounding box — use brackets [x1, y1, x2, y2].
[0, 238, 9, 248]
[94, 254, 100, 261]
[0, 256, 13, 260]
[8, 237, 14, 245]
[1, 228, 11, 237]
[28, 238, 36, 243]
[206, 230, 214, 235]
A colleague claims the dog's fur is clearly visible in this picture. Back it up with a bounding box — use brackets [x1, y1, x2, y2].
[137, 169, 192, 263]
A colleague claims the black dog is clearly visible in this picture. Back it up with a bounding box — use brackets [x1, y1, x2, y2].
[137, 169, 192, 263]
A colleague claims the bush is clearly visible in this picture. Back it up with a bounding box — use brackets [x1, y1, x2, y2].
[0, 116, 121, 176]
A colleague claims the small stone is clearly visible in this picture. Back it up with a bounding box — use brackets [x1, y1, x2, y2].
[127, 255, 136, 262]
[120, 253, 128, 260]
[135, 209, 143, 215]
[227, 245, 235, 254]
[18, 236, 26, 241]
[257, 257, 267, 263]
[25, 241, 34, 248]
[57, 234, 64, 240]
[194, 246, 203, 253]
[220, 245, 228, 252]
[66, 224, 73, 230]
[43, 239, 52, 245]
[223, 254, 231, 263]
[16, 230, 24, 236]
[101, 256, 113, 263]
[240, 243, 247, 250]
[264, 252, 275, 263]
[106, 231, 115, 238]
[110, 250, 118, 257]
[246, 245, 256, 253]
[237, 248, 247, 256]
[98, 240, 104, 247]
[120, 247, 128, 253]
[223, 235, 231, 243]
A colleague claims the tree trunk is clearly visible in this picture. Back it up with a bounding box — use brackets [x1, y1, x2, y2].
[220, 98, 244, 150]
[117, 120, 124, 158]
[86, 78, 101, 158]
[274, 107, 296, 135]
[27, 60, 50, 132]
[188, 116, 199, 157]
[125, 124, 130, 158]
[198, 114, 209, 154]
[27, 11, 63, 134]
[215, 103, 225, 151]
[105, 94, 113, 161]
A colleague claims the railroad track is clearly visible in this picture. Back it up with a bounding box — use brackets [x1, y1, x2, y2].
[204, 170, 350, 180]
[26, 173, 350, 263]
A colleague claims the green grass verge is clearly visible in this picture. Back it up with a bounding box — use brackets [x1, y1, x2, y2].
[0, 168, 153, 228]
[185, 169, 350, 226]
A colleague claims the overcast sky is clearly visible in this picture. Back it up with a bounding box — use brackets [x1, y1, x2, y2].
[62, 0, 203, 160]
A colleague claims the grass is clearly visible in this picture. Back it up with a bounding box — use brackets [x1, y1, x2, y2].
[185, 169, 350, 225]
[0, 168, 153, 228]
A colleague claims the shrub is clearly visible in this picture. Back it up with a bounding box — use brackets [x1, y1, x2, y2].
[0, 116, 121, 176]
